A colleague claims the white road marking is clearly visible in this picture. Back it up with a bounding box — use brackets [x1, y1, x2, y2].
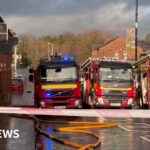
[134, 123, 146, 124]
[131, 130, 150, 132]
[119, 123, 150, 132]
[125, 117, 133, 121]
[118, 125, 130, 132]
[98, 118, 107, 122]
[143, 123, 150, 127]
[134, 123, 150, 125]
[140, 136, 150, 142]
[128, 123, 150, 127]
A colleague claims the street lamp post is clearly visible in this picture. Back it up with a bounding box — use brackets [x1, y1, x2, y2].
[135, 0, 138, 61]
[14, 45, 17, 75]
[48, 42, 53, 59]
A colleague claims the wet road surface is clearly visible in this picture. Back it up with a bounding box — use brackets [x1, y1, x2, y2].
[1, 113, 150, 150]
[36, 117, 150, 150]
[0, 114, 34, 150]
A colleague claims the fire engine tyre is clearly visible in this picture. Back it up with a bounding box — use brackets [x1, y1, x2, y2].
[82, 95, 93, 109]
[82, 101, 91, 109]
[126, 106, 132, 109]
[88, 95, 94, 109]
[35, 104, 39, 108]
[139, 96, 148, 109]
[35, 101, 40, 108]
[139, 96, 144, 109]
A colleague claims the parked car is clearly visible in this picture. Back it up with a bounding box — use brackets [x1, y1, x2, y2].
[11, 78, 24, 91]
[12, 74, 25, 82]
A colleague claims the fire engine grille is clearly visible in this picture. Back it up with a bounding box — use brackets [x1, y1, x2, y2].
[48, 90, 74, 97]
[109, 100, 122, 103]
[52, 102, 69, 106]
[105, 97, 126, 103]
[104, 90, 128, 96]
[47, 101, 69, 107]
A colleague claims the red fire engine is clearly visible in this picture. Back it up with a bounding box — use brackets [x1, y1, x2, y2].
[29, 55, 82, 108]
[80, 58, 134, 108]
[133, 54, 150, 109]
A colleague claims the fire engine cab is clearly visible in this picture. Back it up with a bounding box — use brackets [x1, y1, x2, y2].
[133, 54, 150, 109]
[29, 55, 82, 108]
[80, 57, 134, 108]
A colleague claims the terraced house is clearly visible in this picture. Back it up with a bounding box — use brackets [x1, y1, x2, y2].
[0, 16, 18, 106]
[92, 28, 143, 61]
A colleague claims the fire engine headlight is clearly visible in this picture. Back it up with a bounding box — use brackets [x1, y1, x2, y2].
[128, 98, 133, 105]
[40, 101, 45, 108]
[98, 98, 104, 104]
[104, 90, 109, 94]
[75, 100, 79, 107]
[45, 91, 52, 97]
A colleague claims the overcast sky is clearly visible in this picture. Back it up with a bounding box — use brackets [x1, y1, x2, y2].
[0, 0, 150, 39]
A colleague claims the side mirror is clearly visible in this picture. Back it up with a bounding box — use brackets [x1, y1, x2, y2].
[29, 68, 33, 74]
[29, 75, 33, 82]
[55, 67, 61, 72]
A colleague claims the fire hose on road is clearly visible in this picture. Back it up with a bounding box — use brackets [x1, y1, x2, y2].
[11, 114, 118, 150]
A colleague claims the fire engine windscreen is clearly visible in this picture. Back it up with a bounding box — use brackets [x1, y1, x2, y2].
[99, 68, 132, 88]
[40, 67, 77, 82]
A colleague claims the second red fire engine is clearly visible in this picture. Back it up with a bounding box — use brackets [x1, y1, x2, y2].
[80, 58, 134, 108]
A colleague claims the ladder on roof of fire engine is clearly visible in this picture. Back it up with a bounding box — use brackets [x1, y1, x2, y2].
[132, 54, 150, 67]
[80, 57, 97, 70]
[80, 57, 131, 70]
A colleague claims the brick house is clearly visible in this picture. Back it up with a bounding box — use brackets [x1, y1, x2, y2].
[0, 16, 18, 106]
[92, 37, 143, 61]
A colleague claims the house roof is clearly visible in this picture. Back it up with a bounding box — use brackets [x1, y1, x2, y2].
[0, 16, 18, 53]
[138, 40, 150, 51]
[0, 16, 13, 37]
[0, 16, 3, 22]
[92, 44, 102, 50]
[99, 37, 125, 50]
[141, 50, 150, 56]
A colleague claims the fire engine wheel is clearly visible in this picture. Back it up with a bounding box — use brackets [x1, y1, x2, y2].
[88, 95, 94, 109]
[139, 96, 144, 109]
[82, 95, 93, 109]
[35, 104, 39, 108]
[139, 96, 148, 109]
[126, 106, 132, 109]
[35, 102, 40, 108]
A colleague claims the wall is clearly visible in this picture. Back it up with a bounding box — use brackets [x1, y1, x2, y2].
[92, 37, 143, 61]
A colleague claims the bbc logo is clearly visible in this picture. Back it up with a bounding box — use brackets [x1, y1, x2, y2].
[0, 129, 19, 139]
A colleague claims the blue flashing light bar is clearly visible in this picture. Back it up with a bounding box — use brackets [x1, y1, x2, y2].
[63, 57, 74, 62]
